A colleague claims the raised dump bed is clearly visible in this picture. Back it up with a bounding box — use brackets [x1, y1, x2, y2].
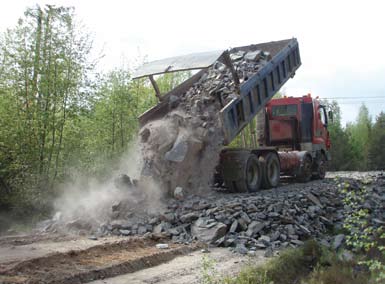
[133, 38, 301, 145]
[221, 39, 301, 144]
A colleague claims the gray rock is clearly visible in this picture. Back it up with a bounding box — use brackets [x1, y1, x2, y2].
[240, 212, 251, 224]
[244, 50, 262, 61]
[339, 250, 354, 262]
[169, 95, 180, 108]
[259, 235, 271, 245]
[153, 222, 171, 234]
[333, 234, 345, 250]
[191, 221, 227, 244]
[160, 212, 176, 223]
[286, 224, 295, 235]
[119, 229, 131, 236]
[235, 243, 248, 255]
[238, 218, 248, 231]
[291, 239, 304, 246]
[307, 193, 323, 207]
[140, 127, 150, 143]
[110, 219, 130, 230]
[138, 225, 147, 235]
[246, 221, 265, 237]
[224, 238, 235, 247]
[229, 220, 238, 233]
[165, 140, 188, 162]
[180, 212, 200, 223]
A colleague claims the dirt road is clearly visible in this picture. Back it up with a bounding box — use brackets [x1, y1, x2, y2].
[0, 235, 200, 284]
[89, 248, 265, 284]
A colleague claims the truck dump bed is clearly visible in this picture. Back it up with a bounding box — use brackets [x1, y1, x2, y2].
[133, 38, 301, 145]
[221, 39, 301, 144]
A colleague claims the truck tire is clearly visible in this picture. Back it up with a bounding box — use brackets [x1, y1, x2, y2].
[297, 154, 312, 183]
[224, 153, 262, 193]
[313, 153, 327, 180]
[261, 153, 280, 188]
[245, 154, 262, 192]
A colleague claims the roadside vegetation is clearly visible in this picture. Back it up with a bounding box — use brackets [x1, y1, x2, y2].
[227, 241, 370, 284]
[0, 5, 384, 229]
[201, 239, 380, 284]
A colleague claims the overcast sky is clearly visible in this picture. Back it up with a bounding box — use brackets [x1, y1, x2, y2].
[1, 0, 384, 125]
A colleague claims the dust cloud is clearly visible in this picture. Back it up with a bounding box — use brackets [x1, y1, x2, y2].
[50, 141, 165, 234]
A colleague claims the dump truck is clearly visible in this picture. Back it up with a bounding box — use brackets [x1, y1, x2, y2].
[133, 38, 331, 192]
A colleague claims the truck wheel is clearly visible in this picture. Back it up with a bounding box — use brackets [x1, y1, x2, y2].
[297, 155, 312, 183]
[313, 154, 327, 180]
[262, 153, 280, 188]
[225, 153, 262, 193]
[245, 154, 262, 192]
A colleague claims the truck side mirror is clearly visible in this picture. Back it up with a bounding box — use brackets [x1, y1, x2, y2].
[328, 111, 333, 122]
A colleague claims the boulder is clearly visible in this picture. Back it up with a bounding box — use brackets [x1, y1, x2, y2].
[191, 220, 227, 243]
[246, 221, 265, 237]
[333, 234, 345, 250]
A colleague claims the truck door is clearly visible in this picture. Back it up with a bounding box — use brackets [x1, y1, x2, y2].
[313, 103, 328, 145]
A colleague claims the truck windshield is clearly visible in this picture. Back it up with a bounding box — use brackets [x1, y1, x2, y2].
[272, 104, 298, 117]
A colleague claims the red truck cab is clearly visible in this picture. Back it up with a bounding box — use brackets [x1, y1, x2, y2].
[263, 94, 331, 181]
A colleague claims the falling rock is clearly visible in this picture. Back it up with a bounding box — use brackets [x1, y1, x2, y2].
[246, 221, 265, 237]
[191, 221, 227, 244]
[165, 140, 188, 162]
[169, 95, 180, 108]
[174, 187, 184, 200]
[140, 127, 150, 143]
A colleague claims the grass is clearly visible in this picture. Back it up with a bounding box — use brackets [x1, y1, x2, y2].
[207, 240, 371, 284]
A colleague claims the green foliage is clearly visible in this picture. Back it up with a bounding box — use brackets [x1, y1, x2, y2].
[338, 179, 385, 282]
[212, 240, 370, 284]
[220, 240, 322, 284]
[201, 255, 221, 284]
[368, 112, 385, 170]
[0, 5, 194, 224]
[345, 104, 372, 170]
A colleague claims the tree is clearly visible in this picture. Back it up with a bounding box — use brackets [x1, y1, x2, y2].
[368, 112, 385, 170]
[346, 104, 372, 170]
[0, 5, 94, 217]
[325, 100, 357, 170]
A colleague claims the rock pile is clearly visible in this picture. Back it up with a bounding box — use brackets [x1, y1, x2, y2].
[38, 172, 385, 255]
[139, 48, 272, 195]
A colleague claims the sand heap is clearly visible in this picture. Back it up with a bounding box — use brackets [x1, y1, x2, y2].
[138, 49, 271, 195]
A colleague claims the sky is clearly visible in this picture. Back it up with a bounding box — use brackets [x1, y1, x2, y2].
[1, 0, 384, 125]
